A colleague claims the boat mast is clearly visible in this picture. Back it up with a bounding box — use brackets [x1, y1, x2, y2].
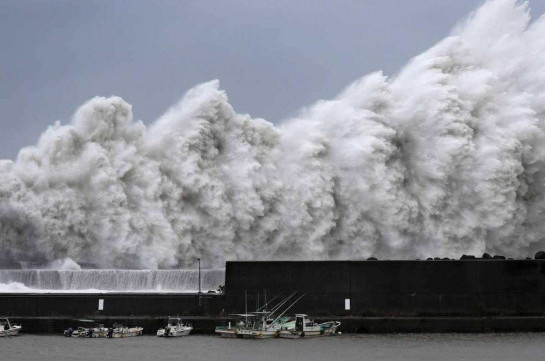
[245, 289, 248, 326]
[257, 292, 282, 312]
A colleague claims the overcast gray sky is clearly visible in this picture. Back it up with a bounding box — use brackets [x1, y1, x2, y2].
[2, 0, 545, 160]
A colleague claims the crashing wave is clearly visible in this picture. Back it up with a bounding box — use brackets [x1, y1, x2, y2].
[1, 0, 545, 268]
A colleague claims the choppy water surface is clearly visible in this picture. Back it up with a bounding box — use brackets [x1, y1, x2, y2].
[1, 333, 544, 361]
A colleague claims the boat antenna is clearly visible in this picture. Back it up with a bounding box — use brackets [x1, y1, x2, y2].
[271, 292, 307, 325]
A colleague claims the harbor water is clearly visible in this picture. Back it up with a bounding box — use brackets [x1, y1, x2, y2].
[1, 333, 544, 361]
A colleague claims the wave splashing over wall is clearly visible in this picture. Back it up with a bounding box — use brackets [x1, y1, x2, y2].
[0, 269, 225, 292]
[2, 0, 545, 268]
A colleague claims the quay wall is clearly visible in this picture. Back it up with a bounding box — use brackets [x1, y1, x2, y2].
[224, 260, 545, 316]
[0, 293, 224, 317]
[2, 260, 545, 333]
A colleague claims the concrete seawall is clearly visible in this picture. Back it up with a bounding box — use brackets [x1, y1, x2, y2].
[0, 293, 224, 317]
[225, 260, 545, 316]
[2, 259, 545, 333]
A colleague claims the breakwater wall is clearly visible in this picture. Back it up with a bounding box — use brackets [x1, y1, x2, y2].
[224, 260, 545, 316]
[2, 260, 545, 333]
[0, 293, 224, 317]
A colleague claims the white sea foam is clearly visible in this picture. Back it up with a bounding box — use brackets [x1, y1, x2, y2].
[0, 282, 34, 292]
[0, 269, 225, 292]
[47, 258, 82, 270]
[1, 0, 545, 268]
[0, 282, 104, 293]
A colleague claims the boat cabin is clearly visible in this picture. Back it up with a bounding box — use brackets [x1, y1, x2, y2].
[295, 314, 318, 331]
[0, 318, 11, 331]
[168, 317, 181, 327]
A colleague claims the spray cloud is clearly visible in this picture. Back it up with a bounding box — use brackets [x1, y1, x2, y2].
[1, 0, 545, 268]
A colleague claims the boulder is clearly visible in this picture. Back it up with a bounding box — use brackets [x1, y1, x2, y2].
[367, 257, 378, 261]
[482, 253, 492, 259]
[492, 255, 506, 260]
[460, 254, 476, 260]
[535, 251, 545, 260]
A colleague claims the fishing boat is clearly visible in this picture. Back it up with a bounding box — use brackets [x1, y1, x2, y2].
[111, 323, 143, 338]
[238, 292, 306, 339]
[214, 324, 238, 338]
[237, 311, 294, 339]
[64, 325, 109, 338]
[65, 326, 86, 337]
[236, 312, 279, 339]
[215, 314, 255, 338]
[157, 317, 192, 337]
[216, 291, 304, 339]
[64, 319, 108, 337]
[279, 314, 340, 338]
[0, 318, 22, 337]
[63, 320, 142, 338]
[90, 324, 109, 338]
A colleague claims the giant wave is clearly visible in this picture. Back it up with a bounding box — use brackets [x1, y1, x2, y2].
[2, 0, 545, 268]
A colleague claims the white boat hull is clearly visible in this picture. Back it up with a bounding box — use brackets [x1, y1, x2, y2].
[157, 327, 192, 337]
[279, 327, 320, 338]
[237, 329, 278, 339]
[89, 329, 109, 338]
[279, 329, 336, 338]
[279, 320, 340, 338]
[112, 327, 143, 338]
[215, 328, 239, 338]
[0, 325, 22, 337]
[0, 329, 21, 337]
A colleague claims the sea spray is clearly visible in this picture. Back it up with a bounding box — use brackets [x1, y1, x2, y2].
[1, 0, 545, 268]
[0, 269, 225, 292]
